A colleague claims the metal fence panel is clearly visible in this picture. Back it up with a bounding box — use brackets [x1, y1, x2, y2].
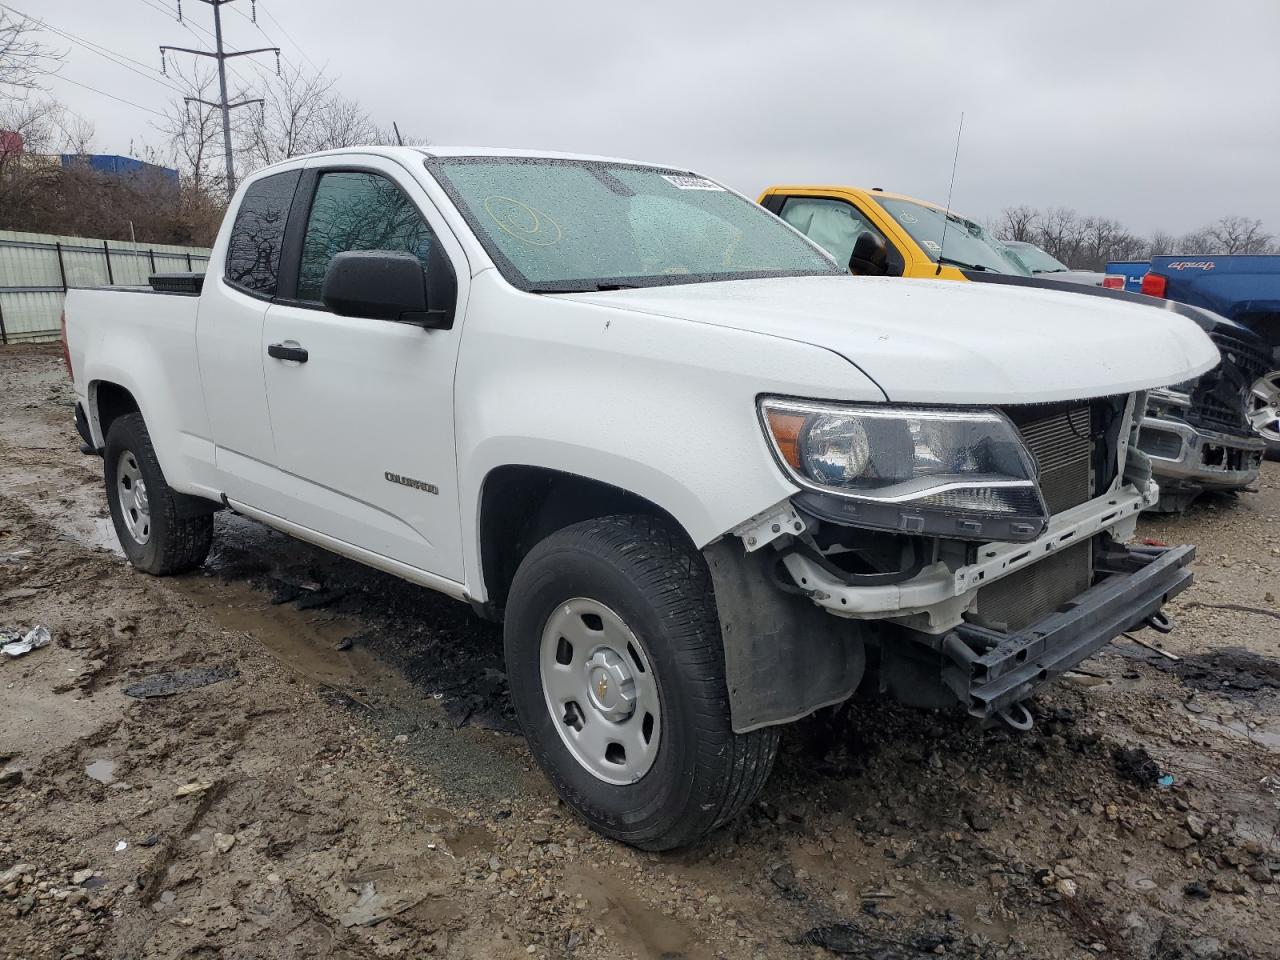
[0, 230, 211, 343]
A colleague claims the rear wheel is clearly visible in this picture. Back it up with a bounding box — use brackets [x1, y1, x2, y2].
[504, 514, 778, 850]
[1248, 370, 1280, 461]
[104, 413, 213, 575]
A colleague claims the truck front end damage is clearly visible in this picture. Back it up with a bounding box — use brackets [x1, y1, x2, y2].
[707, 392, 1196, 732]
[1136, 326, 1270, 512]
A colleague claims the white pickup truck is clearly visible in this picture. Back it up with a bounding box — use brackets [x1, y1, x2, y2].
[64, 146, 1218, 850]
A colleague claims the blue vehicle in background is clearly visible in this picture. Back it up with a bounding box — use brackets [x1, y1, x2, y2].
[1101, 254, 1280, 509]
[1139, 256, 1279, 457]
[1103, 260, 1149, 294]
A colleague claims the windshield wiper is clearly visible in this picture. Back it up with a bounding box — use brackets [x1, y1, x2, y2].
[532, 282, 638, 294]
[935, 255, 988, 272]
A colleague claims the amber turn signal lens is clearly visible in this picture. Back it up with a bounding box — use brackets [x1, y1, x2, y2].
[764, 409, 807, 470]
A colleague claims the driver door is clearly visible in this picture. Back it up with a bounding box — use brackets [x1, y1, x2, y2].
[259, 158, 468, 582]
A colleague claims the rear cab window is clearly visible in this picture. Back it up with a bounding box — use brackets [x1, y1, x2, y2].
[224, 170, 302, 297]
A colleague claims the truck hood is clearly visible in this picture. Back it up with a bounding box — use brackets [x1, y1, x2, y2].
[566, 275, 1220, 405]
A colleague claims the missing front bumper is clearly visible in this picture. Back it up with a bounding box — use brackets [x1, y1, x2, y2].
[931, 542, 1195, 720]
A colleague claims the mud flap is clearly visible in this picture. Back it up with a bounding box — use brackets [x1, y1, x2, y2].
[704, 539, 865, 733]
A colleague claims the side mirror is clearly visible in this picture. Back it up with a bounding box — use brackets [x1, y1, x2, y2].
[848, 231, 889, 277]
[321, 250, 456, 329]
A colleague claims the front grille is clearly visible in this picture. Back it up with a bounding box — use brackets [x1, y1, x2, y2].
[1002, 402, 1093, 514]
[973, 539, 1093, 631]
[1187, 332, 1270, 435]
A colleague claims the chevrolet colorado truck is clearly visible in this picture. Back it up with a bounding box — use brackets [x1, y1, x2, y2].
[760, 185, 1264, 510]
[65, 147, 1218, 850]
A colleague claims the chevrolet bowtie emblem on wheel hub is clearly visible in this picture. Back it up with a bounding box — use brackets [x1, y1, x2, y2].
[585, 648, 636, 722]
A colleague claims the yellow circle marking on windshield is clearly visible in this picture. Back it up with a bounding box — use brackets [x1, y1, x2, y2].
[483, 196, 563, 246]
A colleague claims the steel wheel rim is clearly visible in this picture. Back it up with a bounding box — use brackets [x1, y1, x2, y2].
[539, 598, 661, 785]
[116, 450, 151, 545]
[1248, 370, 1280, 442]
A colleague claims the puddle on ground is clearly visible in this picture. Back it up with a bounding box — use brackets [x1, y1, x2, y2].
[1194, 714, 1280, 752]
[83, 517, 122, 554]
[168, 572, 415, 708]
[2, 476, 123, 555]
[420, 807, 493, 857]
[564, 865, 714, 960]
[85, 758, 116, 784]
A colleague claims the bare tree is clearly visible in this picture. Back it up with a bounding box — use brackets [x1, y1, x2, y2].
[999, 205, 1040, 242]
[0, 97, 66, 218]
[233, 64, 421, 175]
[1107, 232, 1147, 264]
[1147, 230, 1176, 257]
[156, 61, 227, 195]
[1178, 228, 1215, 255]
[1079, 216, 1127, 271]
[235, 65, 370, 170]
[1205, 215, 1273, 255]
[0, 10, 61, 91]
[57, 113, 95, 154]
[312, 94, 380, 152]
[1036, 207, 1085, 267]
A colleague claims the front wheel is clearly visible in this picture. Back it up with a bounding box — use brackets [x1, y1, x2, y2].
[1248, 370, 1280, 461]
[504, 514, 778, 850]
[104, 413, 213, 575]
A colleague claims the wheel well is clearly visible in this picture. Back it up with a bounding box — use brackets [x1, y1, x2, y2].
[1235, 312, 1280, 366]
[92, 382, 140, 441]
[477, 466, 682, 617]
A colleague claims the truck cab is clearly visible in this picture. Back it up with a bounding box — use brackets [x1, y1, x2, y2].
[759, 185, 1031, 279]
[65, 147, 1219, 851]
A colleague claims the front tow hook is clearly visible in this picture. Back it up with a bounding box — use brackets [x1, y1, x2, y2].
[995, 702, 1035, 732]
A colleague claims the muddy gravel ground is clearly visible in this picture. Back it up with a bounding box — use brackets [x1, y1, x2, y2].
[2, 343, 1278, 960]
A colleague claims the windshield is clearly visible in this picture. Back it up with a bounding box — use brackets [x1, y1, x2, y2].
[428, 157, 841, 292]
[873, 197, 1032, 276]
[1005, 241, 1069, 273]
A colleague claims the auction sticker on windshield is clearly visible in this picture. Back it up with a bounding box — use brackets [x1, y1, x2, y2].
[661, 174, 725, 191]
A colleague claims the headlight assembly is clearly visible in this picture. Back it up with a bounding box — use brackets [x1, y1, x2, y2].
[760, 398, 1048, 542]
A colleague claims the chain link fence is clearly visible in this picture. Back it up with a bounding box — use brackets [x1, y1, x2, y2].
[0, 231, 211, 344]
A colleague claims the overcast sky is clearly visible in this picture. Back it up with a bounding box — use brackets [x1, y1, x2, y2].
[20, 0, 1280, 236]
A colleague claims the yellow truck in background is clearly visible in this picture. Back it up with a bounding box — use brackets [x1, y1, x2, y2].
[758, 185, 1030, 280]
[759, 184, 1270, 514]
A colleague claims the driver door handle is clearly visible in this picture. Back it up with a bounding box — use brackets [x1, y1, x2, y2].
[267, 342, 308, 363]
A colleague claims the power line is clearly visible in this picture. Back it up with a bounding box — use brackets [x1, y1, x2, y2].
[46, 73, 169, 119]
[0, 2, 186, 96]
[254, 1, 322, 74]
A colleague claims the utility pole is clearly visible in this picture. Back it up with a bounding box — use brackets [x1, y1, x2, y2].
[160, 0, 279, 195]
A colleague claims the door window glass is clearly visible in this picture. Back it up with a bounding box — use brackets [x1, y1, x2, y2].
[224, 170, 300, 296]
[778, 196, 883, 268]
[297, 171, 437, 303]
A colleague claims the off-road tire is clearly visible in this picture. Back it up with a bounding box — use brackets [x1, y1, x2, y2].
[504, 513, 778, 850]
[104, 413, 213, 575]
